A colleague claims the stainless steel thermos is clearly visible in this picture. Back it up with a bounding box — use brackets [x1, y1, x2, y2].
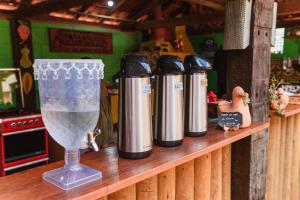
[118, 54, 153, 159]
[184, 55, 211, 136]
[154, 55, 185, 147]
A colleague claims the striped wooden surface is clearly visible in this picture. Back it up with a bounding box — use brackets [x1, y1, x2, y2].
[266, 110, 300, 200]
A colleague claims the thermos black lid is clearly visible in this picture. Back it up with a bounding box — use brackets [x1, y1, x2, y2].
[184, 55, 212, 73]
[155, 55, 184, 75]
[119, 53, 151, 77]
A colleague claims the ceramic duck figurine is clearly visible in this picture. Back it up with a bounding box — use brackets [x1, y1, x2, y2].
[218, 86, 251, 131]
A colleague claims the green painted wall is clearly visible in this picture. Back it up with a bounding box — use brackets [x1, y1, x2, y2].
[0, 19, 141, 110]
[188, 33, 224, 94]
[0, 20, 142, 82]
[272, 38, 300, 59]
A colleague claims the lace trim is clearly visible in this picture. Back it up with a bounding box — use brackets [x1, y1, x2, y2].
[33, 59, 104, 80]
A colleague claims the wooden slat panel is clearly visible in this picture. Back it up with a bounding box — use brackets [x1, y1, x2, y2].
[136, 176, 158, 200]
[175, 160, 194, 200]
[194, 153, 211, 200]
[278, 118, 287, 200]
[265, 116, 281, 200]
[222, 145, 231, 200]
[108, 185, 136, 200]
[291, 114, 300, 200]
[211, 149, 222, 200]
[282, 116, 295, 200]
[97, 197, 108, 200]
[158, 168, 175, 200]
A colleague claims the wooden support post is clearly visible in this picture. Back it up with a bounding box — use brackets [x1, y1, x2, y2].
[175, 160, 194, 200]
[137, 176, 158, 200]
[291, 114, 300, 200]
[227, 0, 274, 199]
[265, 116, 281, 200]
[222, 145, 231, 200]
[194, 153, 211, 200]
[281, 116, 295, 200]
[158, 168, 175, 200]
[211, 149, 222, 200]
[108, 185, 136, 200]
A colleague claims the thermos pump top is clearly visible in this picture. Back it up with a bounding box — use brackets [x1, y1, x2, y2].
[117, 54, 153, 159]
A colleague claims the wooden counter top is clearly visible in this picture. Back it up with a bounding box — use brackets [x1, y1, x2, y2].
[0, 122, 268, 200]
[270, 104, 300, 118]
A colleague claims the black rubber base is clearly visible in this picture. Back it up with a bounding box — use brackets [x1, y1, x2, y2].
[118, 150, 152, 159]
[185, 131, 207, 137]
[154, 139, 183, 147]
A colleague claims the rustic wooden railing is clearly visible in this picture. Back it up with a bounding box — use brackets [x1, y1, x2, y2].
[265, 104, 300, 200]
[0, 122, 268, 200]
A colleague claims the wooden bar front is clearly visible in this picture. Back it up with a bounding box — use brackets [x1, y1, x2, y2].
[0, 123, 268, 200]
[266, 104, 300, 200]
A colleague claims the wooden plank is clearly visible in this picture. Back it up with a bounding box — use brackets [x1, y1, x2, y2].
[265, 116, 281, 200]
[291, 114, 300, 200]
[270, 104, 300, 118]
[211, 149, 222, 200]
[222, 145, 231, 200]
[134, 13, 224, 30]
[277, 118, 287, 200]
[183, 0, 225, 10]
[194, 153, 211, 200]
[278, 0, 300, 16]
[108, 185, 136, 200]
[158, 168, 175, 200]
[175, 160, 194, 200]
[136, 176, 158, 200]
[20, 0, 96, 17]
[281, 116, 295, 200]
[273, 116, 282, 200]
[97, 197, 108, 200]
[0, 123, 268, 200]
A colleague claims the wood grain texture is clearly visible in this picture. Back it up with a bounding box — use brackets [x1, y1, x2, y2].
[210, 149, 222, 200]
[278, 117, 287, 200]
[175, 160, 194, 200]
[194, 153, 211, 200]
[158, 168, 175, 200]
[222, 145, 231, 200]
[0, 123, 268, 200]
[108, 185, 136, 200]
[282, 116, 294, 200]
[269, 104, 300, 118]
[290, 114, 300, 200]
[97, 197, 107, 200]
[265, 116, 281, 200]
[136, 176, 158, 200]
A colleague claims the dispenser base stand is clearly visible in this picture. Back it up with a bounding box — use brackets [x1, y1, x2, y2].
[43, 149, 101, 190]
[43, 164, 102, 190]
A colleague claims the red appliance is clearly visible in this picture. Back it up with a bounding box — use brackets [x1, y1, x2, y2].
[0, 114, 48, 176]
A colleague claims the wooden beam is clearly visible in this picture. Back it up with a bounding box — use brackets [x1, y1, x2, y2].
[20, 0, 96, 17]
[28, 15, 121, 31]
[134, 13, 224, 30]
[183, 0, 225, 10]
[278, 0, 300, 16]
[128, 0, 163, 20]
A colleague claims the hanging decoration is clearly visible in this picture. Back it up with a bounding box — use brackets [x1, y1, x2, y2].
[10, 19, 36, 112]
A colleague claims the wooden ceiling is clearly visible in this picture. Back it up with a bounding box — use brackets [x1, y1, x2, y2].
[0, 0, 299, 31]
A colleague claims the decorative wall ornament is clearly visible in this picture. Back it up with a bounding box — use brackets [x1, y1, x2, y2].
[10, 19, 36, 112]
[49, 28, 113, 54]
